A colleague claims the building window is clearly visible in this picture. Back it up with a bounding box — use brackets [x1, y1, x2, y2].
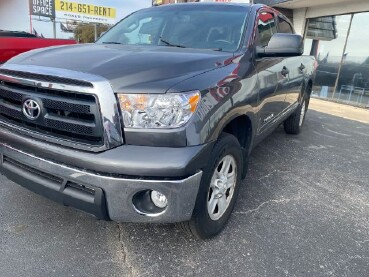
[304, 13, 369, 107]
[304, 15, 351, 95]
[336, 12, 369, 107]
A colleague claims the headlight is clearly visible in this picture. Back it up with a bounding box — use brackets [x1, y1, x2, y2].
[117, 91, 200, 128]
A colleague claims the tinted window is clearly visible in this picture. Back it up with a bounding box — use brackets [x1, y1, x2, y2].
[0, 31, 37, 38]
[279, 17, 293, 34]
[98, 6, 249, 52]
[257, 12, 277, 47]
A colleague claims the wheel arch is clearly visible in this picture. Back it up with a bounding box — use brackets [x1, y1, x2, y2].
[218, 113, 255, 179]
[299, 78, 313, 103]
[221, 115, 253, 152]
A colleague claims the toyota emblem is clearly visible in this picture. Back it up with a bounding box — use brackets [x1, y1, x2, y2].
[23, 99, 41, 120]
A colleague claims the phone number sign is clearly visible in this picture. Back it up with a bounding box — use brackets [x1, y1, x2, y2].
[55, 0, 117, 24]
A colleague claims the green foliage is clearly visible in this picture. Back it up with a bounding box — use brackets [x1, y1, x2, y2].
[74, 24, 110, 43]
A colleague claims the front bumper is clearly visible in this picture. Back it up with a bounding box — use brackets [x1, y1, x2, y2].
[0, 143, 203, 223]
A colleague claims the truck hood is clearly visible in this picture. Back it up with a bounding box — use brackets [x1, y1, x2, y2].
[7, 44, 234, 93]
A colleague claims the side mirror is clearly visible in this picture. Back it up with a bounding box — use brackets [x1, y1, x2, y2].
[257, 33, 304, 58]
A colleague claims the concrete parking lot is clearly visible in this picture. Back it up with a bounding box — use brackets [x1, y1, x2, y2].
[1, 99, 368, 277]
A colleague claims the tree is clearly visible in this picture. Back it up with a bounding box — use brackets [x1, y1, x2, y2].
[74, 23, 110, 43]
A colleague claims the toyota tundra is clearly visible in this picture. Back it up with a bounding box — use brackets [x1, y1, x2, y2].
[0, 3, 315, 239]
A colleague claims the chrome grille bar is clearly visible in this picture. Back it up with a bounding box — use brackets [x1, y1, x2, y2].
[0, 64, 124, 152]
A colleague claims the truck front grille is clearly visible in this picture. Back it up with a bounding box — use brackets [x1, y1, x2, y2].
[0, 80, 104, 146]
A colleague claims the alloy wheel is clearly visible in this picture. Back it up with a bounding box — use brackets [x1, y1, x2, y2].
[207, 155, 237, 221]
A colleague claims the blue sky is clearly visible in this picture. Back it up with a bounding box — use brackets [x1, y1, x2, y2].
[32, 0, 152, 38]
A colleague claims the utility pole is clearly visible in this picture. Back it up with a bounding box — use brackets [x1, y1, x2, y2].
[28, 0, 34, 34]
[332, 14, 353, 99]
[94, 24, 98, 41]
[52, 17, 56, 38]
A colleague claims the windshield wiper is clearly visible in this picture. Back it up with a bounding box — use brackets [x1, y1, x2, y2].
[102, 41, 122, 44]
[160, 37, 186, 48]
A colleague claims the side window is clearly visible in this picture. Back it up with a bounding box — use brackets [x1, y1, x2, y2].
[257, 12, 277, 47]
[278, 17, 294, 34]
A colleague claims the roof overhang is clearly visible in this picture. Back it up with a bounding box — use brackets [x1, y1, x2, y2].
[257, 0, 366, 9]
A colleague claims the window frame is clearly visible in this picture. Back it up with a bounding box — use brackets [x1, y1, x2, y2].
[253, 9, 278, 49]
[277, 16, 295, 34]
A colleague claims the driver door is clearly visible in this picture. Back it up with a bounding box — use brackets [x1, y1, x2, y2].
[254, 11, 287, 134]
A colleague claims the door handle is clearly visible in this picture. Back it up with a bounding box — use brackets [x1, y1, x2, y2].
[298, 63, 306, 72]
[281, 66, 289, 77]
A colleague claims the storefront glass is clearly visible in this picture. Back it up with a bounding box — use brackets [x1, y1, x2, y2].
[304, 15, 351, 102]
[304, 12, 369, 107]
[336, 12, 369, 106]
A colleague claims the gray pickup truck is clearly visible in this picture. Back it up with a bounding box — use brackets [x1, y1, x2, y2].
[0, 3, 315, 239]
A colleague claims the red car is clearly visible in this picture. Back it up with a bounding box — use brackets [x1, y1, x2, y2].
[0, 30, 76, 64]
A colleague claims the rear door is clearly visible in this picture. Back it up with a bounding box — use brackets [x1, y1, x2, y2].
[255, 11, 287, 133]
[277, 16, 304, 109]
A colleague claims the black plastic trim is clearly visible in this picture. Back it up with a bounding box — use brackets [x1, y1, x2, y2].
[0, 155, 110, 220]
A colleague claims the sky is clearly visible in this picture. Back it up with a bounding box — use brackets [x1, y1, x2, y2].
[0, 0, 152, 39]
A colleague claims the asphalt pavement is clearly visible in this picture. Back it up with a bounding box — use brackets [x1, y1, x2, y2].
[1, 103, 368, 277]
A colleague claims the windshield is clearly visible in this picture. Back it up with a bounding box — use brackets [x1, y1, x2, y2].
[97, 5, 249, 52]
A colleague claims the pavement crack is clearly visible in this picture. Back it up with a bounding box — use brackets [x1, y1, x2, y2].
[235, 197, 299, 215]
[350, 237, 369, 246]
[325, 127, 351, 137]
[117, 223, 135, 277]
[313, 130, 335, 138]
[341, 255, 369, 264]
[307, 145, 327, 150]
[258, 170, 277, 181]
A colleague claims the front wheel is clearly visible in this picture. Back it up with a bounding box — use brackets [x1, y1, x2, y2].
[177, 133, 244, 239]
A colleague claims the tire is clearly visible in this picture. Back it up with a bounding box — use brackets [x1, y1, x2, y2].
[284, 93, 310, 135]
[177, 133, 244, 239]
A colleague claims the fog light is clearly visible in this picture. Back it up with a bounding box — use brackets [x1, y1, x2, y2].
[151, 191, 168, 208]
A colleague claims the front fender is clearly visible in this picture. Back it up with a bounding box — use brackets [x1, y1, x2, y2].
[170, 54, 259, 147]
